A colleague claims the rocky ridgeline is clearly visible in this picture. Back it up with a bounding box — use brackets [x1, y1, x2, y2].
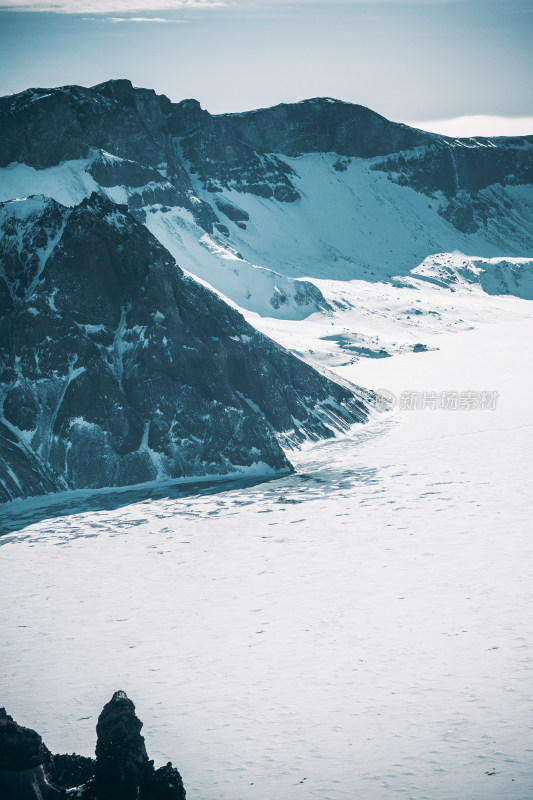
[0, 691, 185, 800]
[1, 79, 532, 236]
[0, 81, 432, 221]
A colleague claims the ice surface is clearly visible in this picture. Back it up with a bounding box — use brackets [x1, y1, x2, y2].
[2, 279, 532, 800]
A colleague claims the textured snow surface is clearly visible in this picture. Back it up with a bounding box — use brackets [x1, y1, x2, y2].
[2, 287, 532, 799]
[143, 206, 325, 319]
[0, 158, 99, 206]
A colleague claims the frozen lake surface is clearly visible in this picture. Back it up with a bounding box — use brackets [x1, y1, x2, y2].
[2, 309, 533, 800]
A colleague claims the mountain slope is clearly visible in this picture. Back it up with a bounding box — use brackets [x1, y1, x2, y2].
[1, 81, 532, 307]
[0, 194, 372, 503]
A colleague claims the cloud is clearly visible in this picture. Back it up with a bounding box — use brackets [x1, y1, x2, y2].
[1, 0, 224, 12]
[106, 15, 183, 22]
[407, 115, 533, 137]
[1, 0, 462, 9]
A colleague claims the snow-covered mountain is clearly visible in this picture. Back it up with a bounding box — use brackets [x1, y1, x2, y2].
[1, 79, 532, 501]
[1, 79, 532, 306]
[0, 193, 371, 503]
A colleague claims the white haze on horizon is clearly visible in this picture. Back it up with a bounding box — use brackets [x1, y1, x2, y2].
[407, 115, 533, 138]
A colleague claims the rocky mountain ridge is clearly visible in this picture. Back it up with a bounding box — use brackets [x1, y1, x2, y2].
[2, 79, 532, 306]
[0, 192, 372, 503]
[2, 79, 532, 238]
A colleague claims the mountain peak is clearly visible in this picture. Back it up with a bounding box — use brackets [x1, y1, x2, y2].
[92, 77, 135, 97]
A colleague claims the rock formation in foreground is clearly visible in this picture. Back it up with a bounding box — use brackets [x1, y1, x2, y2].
[0, 691, 185, 800]
[0, 706, 58, 799]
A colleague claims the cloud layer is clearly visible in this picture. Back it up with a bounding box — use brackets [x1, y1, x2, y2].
[408, 115, 533, 137]
[106, 15, 182, 22]
[1, 0, 223, 12]
[1, 0, 464, 10]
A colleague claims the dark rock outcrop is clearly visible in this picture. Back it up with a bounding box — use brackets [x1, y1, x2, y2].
[371, 137, 533, 234]
[0, 707, 58, 799]
[46, 753, 96, 793]
[0, 86, 428, 209]
[94, 691, 149, 799]
[0, 707, 50, 771]
[93, 691, 184, 800]
[0, 695, 185, 800]
[0, 192, 372, 502]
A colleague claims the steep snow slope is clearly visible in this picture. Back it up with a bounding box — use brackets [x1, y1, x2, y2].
[189, 152, 533, 282]
[2, 150, 532, 323]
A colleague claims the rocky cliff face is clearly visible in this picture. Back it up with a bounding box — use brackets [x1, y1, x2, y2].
[0, 693, 185, 800]
[0, 83, 430, 192]
[0, 193, 371, 502]
[371, 138, 533, 234]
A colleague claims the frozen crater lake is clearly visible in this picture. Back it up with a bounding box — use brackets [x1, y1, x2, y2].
[2, 309, 533, 800]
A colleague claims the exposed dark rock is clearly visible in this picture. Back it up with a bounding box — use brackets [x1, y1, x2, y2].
[333, 157, 350, 172]
[143, 763, 186, 800]
[92, 692, 185, 800]
[0, 707, 49, 770]
[0, 707, 59, 800]
[439, 194, 479, 234]
[88, 155, 166, 189]
[94, 691, 150, 800]
[371, 138, 533, 231]
[372, 138, 533, 198]
[0, 419, 65, 501]
[0, 696, 185, 800]
[214, 196, 249, 223]
[214, 222, 230, 237]
[45, 752, 96, 792]
[0, 192, 372, 502]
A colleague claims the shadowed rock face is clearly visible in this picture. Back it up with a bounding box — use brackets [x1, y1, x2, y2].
[172, 97, 433, 199]
[46, 753, 96, 793]
[94, 691, 151, 800]
[0, 192, 372, 502]
[0, 83, 429, 189]
[94, 692, 185, 800]
[0, 707, 50, 771]
[0, 708, 58, 800]
[0, 695, 185, 800]
[371, 139, 533, 234]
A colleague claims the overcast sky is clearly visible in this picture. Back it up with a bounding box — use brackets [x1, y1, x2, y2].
[1, 0, 532, 133]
